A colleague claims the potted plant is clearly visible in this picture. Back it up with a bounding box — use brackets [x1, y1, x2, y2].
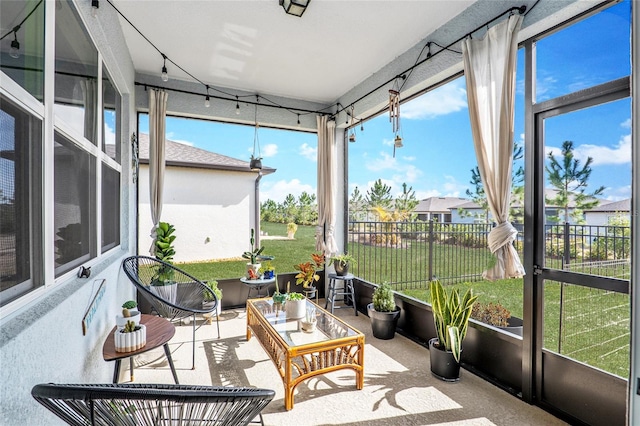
[471, 302, 522, 336]
[366, 282, 401, 340]
[329, 253, 357, 276]
[287, 222, 298, 239]
[202, 279, 222, 323]
[285, 291, 306, 319]
[429, 280, 477, 381]
[260, 261, 275, 279]
[272, 279, 287, 305]
[150, 222, 178, 303]
[115, 320, 147, 353]
[294, 253, 324, 292]
[242, 228, 264, 279]
[116, 300, 140, 328]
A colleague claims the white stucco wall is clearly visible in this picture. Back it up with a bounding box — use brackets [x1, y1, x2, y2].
[0, 2, 137, 425]
[138, 165, 257, 263]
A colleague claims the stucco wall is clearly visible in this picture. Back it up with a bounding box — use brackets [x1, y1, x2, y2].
[0, 1, 137, 425]
[139, 165, 257, 263]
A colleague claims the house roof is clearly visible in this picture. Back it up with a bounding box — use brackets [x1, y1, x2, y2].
[586, 198, 631, 213]
[138, 133, 275, 175]
[415, 197, 470, 214]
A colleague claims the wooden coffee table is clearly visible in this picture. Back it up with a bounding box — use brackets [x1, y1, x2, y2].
[246, 298, 364, 410]
[103, 314, 179, 384]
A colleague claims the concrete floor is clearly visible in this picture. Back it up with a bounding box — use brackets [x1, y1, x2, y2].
[128, 303, 568, 426]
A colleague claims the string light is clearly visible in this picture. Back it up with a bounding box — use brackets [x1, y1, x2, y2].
[161, 54, 168, 82]
[91, 0, 99, 17]
[9, 29, 19, 59]
[204, 85, 210, 107]
[235, 96, 240, 115]
[297, 114, 301, 127]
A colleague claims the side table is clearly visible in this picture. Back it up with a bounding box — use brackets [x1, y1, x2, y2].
[240, 277, 276, 299]
[102, 314, 179, 384]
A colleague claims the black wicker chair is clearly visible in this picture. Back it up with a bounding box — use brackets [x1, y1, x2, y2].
[122, 256, 220, 369]
[32, 383, 275, 426]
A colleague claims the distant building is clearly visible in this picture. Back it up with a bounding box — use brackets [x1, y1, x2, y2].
[415, 197, 470, 223]
[137, 134, 275, 263]
[584, 199, 631, 226]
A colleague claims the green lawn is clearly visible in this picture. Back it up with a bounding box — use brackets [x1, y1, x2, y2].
[178, 222, 630, 378]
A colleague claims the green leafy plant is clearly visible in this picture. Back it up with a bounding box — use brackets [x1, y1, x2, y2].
[372, 282, 396, 312]
[287, 222, 298, 234]
[153, 222, 176, 285]
[286, 292, 305, 301]
[242, 228, 264, 264]
[294, 253, 325, 288]
[121, 320, 140, 333]
[471, 302, 511, 327]
[203, 280, 222, 302]
[430, 280, 477, 363]
[329, 253, 357, 267]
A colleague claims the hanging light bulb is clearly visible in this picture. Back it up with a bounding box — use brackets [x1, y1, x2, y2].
[360, 120, 364, 132]
[349, 131, 356, 143]
[394, 134, 403, 148]
[91, 0, 99, 17]
[204, 85, 210, 107]
[235, 96, 240, 115]
[161, 54, 169, 82]
[297, 114, 301, 127]
[9, 31, 20, 59]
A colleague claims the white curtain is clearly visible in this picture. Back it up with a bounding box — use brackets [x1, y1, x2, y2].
[462, 14, 525, 281]
[315, 116, 338, 256]
[148, 89, 168, 255]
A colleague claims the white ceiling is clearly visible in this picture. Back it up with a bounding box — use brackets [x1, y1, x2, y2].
[113, 0, 477, 104]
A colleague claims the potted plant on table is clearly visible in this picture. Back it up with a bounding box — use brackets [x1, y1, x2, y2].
[114, 320, 147, 353]
[329, 253, 357, 276]
[260, 261, 275, 280]
[429, 280, 477, 381]
[242, 228, 264, 279]
[367, 282, 401, 340]
[116, 300, 141, 328]
[285, 287, 307, 319]
[202, 279, 222, 323]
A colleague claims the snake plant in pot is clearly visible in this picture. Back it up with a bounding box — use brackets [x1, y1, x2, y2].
[429, 280, 477, 381]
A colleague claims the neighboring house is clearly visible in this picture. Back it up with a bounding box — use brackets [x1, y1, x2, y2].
[584, 198, 631, 226]
[449, 200, 486, 224]
[415, 197, 469, 223]
[138, 133, 275, 263]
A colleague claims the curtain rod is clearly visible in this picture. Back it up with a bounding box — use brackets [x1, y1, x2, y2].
[336, 5, 527, 117]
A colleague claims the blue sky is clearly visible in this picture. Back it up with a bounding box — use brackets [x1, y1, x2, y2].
[138, 1, 631, 205]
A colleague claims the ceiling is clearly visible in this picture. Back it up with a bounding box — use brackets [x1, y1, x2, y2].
[112, 0, 477, 105]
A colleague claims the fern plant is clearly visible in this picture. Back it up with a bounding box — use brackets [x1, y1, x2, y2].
[430, 280, 477, 362]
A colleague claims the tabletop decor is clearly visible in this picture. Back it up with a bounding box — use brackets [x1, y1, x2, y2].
[116, 300, 140, 328]
[115, 320, 146, 353]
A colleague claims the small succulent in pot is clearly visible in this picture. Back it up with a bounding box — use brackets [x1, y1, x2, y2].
[121, 300, 137, 317]
[121, 320, 140, 333]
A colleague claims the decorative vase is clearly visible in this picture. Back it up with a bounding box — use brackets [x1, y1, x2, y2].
[285, 299, 306, 319]
[429, 338, 461, 382]
[246, 263, 261, 279]
[264, 270, 275, 279]
[367, 303, 400, 340]
[115, 324, 147, 352]
[300, 319, 317, 333]
[150, 281, 177, 304]
[202, 300, 221, 324]
[116, 311, 141, 328]
[334, 260, 349, 276]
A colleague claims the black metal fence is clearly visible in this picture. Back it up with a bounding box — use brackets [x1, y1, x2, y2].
[347, 220, 631, 288]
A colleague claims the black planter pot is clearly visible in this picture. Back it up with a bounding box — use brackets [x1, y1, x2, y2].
[429, 338, 461, 382]
[367, 303, 401, 340]
[499, 316, 523, 336]
[334, 260, 349, 276]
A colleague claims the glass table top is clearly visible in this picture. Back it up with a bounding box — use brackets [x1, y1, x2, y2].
[249, 298, 360, 347]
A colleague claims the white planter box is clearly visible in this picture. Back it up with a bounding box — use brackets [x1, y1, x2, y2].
[115, 324, 147, 352]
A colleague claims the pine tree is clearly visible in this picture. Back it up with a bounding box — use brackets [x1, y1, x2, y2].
[365, 179, 393, 210]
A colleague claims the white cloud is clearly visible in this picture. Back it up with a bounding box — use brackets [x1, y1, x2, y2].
[262, 179, 315, 203]
[415, 189, 443, 199]
[366, 152, 397, 172]
[535, 75, 558, 101]
[442, 175, 465, 196]
[401, 155, 416, 162]
[104, 122, 116, 146]
[402, 80, 467, 119]
[166, 133, 194, 146]
[382, 138, 394, 147]
[261, 143, 278, 157]
[574, 134, 631, 166]
[299, 143, 317, 161]
[604, 185, 631, 201]
[621, 118, 631, 128]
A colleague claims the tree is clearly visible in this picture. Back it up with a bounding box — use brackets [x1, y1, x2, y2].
[546, 140, 605, 224]
[365, 179, 393, 210]
[394, 183, 419, 219]
[461, 142, 524, 224]
[349, 186, 367, 221]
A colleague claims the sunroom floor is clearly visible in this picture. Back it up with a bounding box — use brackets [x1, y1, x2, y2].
[128, 301, 567, 426]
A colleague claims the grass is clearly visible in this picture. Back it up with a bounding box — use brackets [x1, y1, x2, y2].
[177, 222, 318, 280]
[177, 222, 630, 378]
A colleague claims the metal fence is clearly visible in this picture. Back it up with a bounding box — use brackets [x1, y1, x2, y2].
[347, 220, 631, 288]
